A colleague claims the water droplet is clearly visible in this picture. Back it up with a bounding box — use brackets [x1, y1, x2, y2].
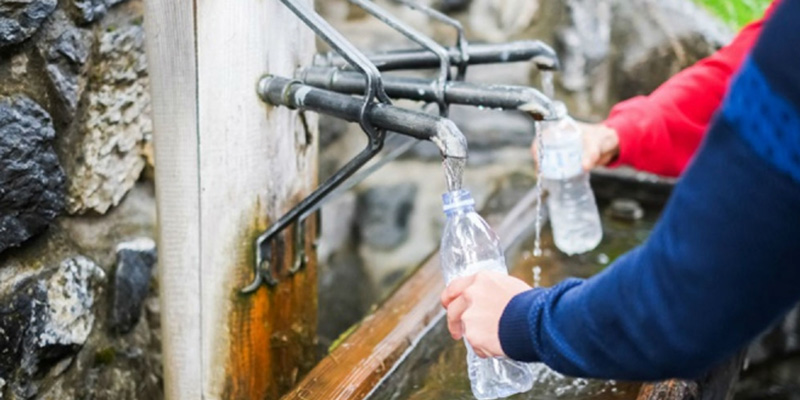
[597, 253, 609, 264]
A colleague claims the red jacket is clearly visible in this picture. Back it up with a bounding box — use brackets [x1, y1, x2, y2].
[604, 1, 780, 177]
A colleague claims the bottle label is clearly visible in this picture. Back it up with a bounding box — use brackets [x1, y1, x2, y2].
[541, 146, 582, 180]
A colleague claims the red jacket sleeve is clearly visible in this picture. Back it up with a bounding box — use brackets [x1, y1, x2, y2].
[604, 1, 779, 177]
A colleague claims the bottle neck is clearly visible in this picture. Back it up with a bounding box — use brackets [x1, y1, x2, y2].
[442, 189, 475, 217]
[444, 205, 475, 218]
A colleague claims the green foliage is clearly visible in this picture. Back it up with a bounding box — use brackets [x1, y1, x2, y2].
[693, 0, 773, 29]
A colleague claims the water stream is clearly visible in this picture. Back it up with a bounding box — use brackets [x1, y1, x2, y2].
[532, 71, 556, 259]
[444, 157, 467, 192]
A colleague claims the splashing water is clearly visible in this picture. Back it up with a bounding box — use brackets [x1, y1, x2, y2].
[532, 265, 542, 288]
[443, 157, 467, 192]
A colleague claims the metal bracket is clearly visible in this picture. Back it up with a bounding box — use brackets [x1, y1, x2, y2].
[243, 0, 392, 293]
[390, 0, 470, 80]
[348, 0, 451, 115]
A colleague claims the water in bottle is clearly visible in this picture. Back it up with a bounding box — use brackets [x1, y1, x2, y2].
[440, 189, 534, 399]
[539, 102, 602, 255]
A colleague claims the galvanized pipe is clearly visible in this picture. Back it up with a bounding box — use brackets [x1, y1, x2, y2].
[390, 0, 470, 79]
[313, 40, 560, 72]
[348, 0, 451, 115]
[297, 67, 554, 119]
[258, 75, 468, 158]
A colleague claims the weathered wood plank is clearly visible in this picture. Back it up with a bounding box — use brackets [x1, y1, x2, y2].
[142, 2, 202, 399]
[147, 0, 319, 398]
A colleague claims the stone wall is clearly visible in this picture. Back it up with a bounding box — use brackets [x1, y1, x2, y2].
[0, 0, 158, 398]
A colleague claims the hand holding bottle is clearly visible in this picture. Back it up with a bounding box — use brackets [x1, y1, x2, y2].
[441, 271, 531, 359]
[531, 121, 620, 171]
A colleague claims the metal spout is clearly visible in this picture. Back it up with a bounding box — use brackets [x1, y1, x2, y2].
[314, 40, 560, 72]
[258, 75, 468, 158]
[432, 119, 468, 160]
[297, 67, 554, 120]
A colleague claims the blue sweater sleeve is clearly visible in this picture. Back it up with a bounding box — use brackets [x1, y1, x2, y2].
[499, 0, 800, 381]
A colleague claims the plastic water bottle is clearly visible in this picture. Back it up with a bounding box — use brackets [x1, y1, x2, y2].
[539, 102, 603, 255]
[440, 189, 534, 399]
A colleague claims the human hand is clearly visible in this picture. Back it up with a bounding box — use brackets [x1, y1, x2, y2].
[531, 122, 620, 171]
[441, 271, 531, 358]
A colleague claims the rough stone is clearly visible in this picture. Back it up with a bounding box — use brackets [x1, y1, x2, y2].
[64, 23, 151, 214]
[70, 0, 107, 24]
[437, 0, 472, 13]
[0, 0, 56, 48]
[0, 95, 65, 254]
[468, 0, 540, 43]
[37, 11, 93, 118]
[357, 183, 418, 250]
[318, 114, 349, 149]
[0, 256, 104, 397]
[748, 306, 800, 366]
[318, 192, 357, 263]
[609, 198, 644, 221]
[611, 0, 729, 101]
[110, 237, 157, 334]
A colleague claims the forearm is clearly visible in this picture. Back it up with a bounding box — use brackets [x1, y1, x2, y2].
[604, 2, 778, 176]
[502, 119, 800, 379]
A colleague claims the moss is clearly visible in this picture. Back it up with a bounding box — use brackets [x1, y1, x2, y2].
[328, 323, 360, 353]
[94, 346, 116, 366]
[692, 0, 772, 29]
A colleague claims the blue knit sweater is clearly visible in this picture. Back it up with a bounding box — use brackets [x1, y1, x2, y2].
[499, 0, 800, 380]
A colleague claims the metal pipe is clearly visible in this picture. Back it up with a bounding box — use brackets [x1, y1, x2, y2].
[313, 40, 560, 72]
[248, 76, 468, 291]
[348, 0, 451, 115]
[258, 75, 468, 158]
[278, 0, 390, 143]
[297, 67, 554, 120]
[389, 0, 470, 80]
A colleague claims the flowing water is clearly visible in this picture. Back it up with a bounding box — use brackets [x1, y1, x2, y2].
[444, 157, 467, 192]
[532, 71, 556, 259]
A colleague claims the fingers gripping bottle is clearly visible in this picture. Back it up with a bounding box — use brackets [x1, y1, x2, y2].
[539, 102, 603, 255]
[440, 190, 534, 399]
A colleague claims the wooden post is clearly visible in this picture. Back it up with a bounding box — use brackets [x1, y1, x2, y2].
[144, 1, 318, 399]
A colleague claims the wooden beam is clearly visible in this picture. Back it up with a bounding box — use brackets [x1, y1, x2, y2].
[145, 0, 319, 398]
[143, 2, 202, 398]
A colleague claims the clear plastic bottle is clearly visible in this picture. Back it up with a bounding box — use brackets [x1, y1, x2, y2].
[539, 102, 603, 255]
[440, 189, 534, 399]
